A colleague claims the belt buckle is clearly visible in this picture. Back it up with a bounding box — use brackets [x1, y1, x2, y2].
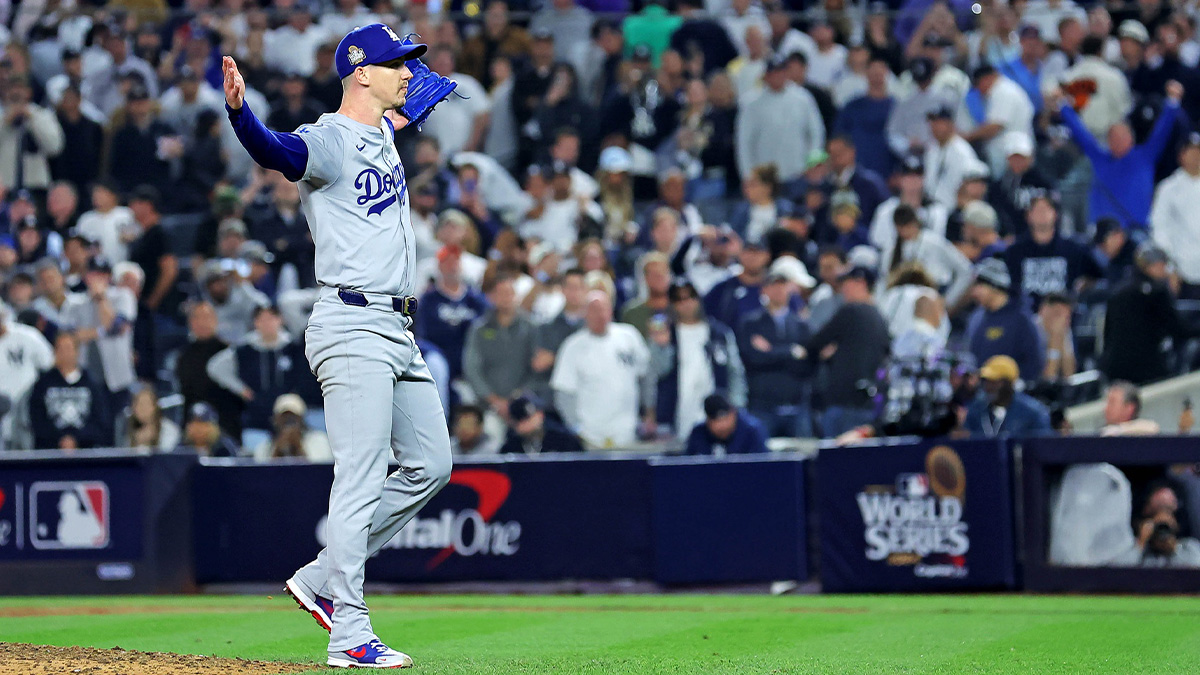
[395, 296, 416, 316]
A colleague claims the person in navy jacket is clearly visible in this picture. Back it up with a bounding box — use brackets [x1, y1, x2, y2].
[415, 244, 489, 381]
[736, 264, 816, 438]
[966, 257, 1045, 384]
[29, 332, 113, 450]
[1004, 195, 1104, 310]
[965, 356, 1052, 438]
[685, 394, 769, 456]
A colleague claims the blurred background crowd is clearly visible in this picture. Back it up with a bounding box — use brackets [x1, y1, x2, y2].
[3, 0, 1200, 459]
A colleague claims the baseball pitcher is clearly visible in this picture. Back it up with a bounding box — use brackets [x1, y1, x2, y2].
[224, 24, 457, 669]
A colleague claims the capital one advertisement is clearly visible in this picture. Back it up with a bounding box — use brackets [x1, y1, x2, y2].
[193, 459, 655, 583]
[816, 440, 1016, 592]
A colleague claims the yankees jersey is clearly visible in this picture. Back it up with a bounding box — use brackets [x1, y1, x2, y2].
[295, 114, 416, 297]
[0, 321, 54, 448]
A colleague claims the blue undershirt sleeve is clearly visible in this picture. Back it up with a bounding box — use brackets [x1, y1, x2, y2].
[225, 102, 309, 183]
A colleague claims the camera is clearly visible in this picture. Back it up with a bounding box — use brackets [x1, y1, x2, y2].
[1146, 521, 1179, 557]
[875, 351, 974, 438]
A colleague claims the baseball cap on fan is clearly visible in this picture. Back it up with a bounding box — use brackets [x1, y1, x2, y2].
[335, 24, 427, 80]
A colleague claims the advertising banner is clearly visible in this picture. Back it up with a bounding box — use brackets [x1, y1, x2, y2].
[816, 439, 1016, 592]
[652, 456, 808, 584]
[193, 457, 655, 583]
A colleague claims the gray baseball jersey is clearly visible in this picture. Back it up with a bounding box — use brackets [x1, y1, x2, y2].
[295, 114, 416, 297]
[283, 111, 453, 653]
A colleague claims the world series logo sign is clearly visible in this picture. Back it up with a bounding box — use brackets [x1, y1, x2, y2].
[855, 446, 969, 579]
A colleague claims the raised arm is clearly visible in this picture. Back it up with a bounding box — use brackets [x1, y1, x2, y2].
[223, 56, 309, 182]
[1143, 81, 1184, 160]
[1056, 97, 1106, 161]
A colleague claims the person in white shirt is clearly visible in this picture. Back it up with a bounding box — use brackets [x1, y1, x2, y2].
[419, 47, 491, 156]
[319, 0, 380, 41]
[877, 204, 973, 307]
[75, 181, 137, 265]
[0, 305, 54, 450]
[806, 19, 848, 90]
[1042, 15, 1086, 85]
[767, 5, 815, 61]
[60, 258, 138, 397]
[728, 24, 769, 100]
[263, 7, 327, 77]
[158, 66, 224, 136]
[31, 261, 77, 328]
[252, 394, 333, 463]
[520, 161, 603, 254]
[1150, 132, 1200, 298]
[961, 65, 1035, 176]
[721, 0, 771, 56]
[551, 289, 654, 448]
[871, 154, 950, 251]
[923, 104, 982, 208]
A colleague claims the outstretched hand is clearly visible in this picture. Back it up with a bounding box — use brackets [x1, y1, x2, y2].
[223, 55, 245, 109]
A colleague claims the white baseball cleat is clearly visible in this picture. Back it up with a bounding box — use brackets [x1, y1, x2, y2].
[327, 639, 414, 669]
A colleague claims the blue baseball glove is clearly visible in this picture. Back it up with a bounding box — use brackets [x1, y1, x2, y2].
[399, 37, 459, 131]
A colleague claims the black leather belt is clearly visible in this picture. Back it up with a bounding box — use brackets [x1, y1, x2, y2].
[337, 288, 418, 316]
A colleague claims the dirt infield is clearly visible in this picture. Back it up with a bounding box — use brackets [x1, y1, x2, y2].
[0, 643, 314, 675]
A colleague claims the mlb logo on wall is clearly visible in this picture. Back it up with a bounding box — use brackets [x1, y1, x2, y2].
[30, 482, 110, 550]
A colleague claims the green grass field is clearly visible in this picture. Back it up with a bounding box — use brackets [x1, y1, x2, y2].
[1, 594, 1199, 674]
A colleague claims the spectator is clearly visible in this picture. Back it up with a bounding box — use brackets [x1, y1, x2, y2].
[649, 280, 746, 439]
[460, 2, 532, 90]
[422, 47, 492, 156]
[60, 235, 90, 293]
[1092, 217, 1136, 287]
[684, 393, 769, 456]
[805, 18, 848, 90]
[520, 161, 603, 254]
[729, 164, 792, 243]
[887, 58, 943, 159]
[251, 394, 332, 463]
[737, 265, 816, 438]
[319, 0, 380, 40]
[50, 86, 104, 194]
[200, 258, 271, 345]
[966, 257, 1044, 382]
[105, 83, 176, 196]
[263, 8, 326, 77]
[0, 302, 54, 449]
[121, 386, 181, 452]
[824, 135, 890, 226]
[1054, 80, 1183, 230]
[871, 155, 950, 250]
[621, 252, 673, 338]
[989, 132, 1054, 239]
[61, 257, 138, 405]
[998, 25, 1048, 114]
[828, 191, 870, 251]
[512, 28, 558, 169]
[1004, 195, 1104, 309]
[450, 404, 496, 455]
[945, 160, 992, 244]
[964, 355, 1052, 438]
[1065, 34, 1128, 139]
[807, 245, 848, 331]
[307, 42, 342, 112]
[1043, 16, 1087, 85]
[835, 57, 896, 178]
[1101, 242, 1197, 385]
[551, 290, 654, 448]
[623, 1, 683, 66]
[727, 25, 769, 99]
[160, 66, 224, 137]
[530, 268, 587, 401]
[964, 64, 1034, 175]
[671, 0, 739, 78]
[923, 104, 983, 209]
[807, 266, 890, 437]
[464, 273, 536, 424]
[176, 301, 240, 439]
[179, 401, 239, 457]
[266, 74, 323, 132]
[531, 0, 595, 67]
[735, 54, 824, 183]
[0, 76, 65, 193]
[207, 305, 315, 446]
[960, 200, 1006, 262]
[831, 44, 872, 110]
[878, 263, 950, 344]
[81, 30, 158, 119]
[416, 245, 489, 382]
[1100, 381, 1161, 436]
[29, 332, 112, 450]
[636, 169, 704, 237]
[76, 181, 137, 265]
[876, 204, 973, 307]
[786, 52, 837, 140]
[1150, 132, 1200, 298]
[704, 237, 771, 330]
[499, 393, 584, 454]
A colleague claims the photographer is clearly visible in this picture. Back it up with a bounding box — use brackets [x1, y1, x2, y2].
[251, 394, 331, 463]
[1129, 482, 1200, 568]
[0, 76, 65, 194]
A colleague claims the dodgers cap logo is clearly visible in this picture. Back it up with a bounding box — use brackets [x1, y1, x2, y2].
[336, 24, 427, 80]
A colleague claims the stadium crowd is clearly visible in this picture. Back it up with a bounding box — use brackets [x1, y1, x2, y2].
[4, 0, 1200, 458]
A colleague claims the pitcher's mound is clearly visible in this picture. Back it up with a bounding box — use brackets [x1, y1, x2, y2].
[0, 642, 315, 675]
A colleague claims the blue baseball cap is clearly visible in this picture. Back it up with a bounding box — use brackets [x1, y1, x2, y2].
[335, 24, 427, 80]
